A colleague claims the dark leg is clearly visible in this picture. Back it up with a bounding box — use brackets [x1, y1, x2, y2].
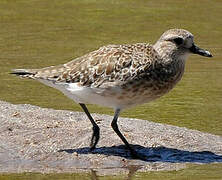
[111, 109, 140, 158]
[79, 103, 100, 151]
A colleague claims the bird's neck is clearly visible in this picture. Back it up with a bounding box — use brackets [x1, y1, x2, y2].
[153, 41, 175, 61]
[153, 41, 187, 85]
[153, 41, 189, 64]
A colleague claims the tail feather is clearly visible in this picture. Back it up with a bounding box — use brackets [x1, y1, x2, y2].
[11, 65, 66, 80]
[11, 69, 37, 78]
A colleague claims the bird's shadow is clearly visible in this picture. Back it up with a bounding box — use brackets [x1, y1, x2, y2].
[59, 144, 222, 163]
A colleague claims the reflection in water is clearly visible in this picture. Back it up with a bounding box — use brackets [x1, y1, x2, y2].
[90, 165, 141, 180]
[125, 165, 141, 180]
[1, 163, 222, 180]
[91, 169, 98, 180]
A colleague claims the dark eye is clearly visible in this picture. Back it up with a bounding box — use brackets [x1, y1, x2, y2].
[173, 37, 184, 45]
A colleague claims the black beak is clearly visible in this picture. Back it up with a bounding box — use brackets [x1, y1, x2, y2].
[189, 44, 212, 57]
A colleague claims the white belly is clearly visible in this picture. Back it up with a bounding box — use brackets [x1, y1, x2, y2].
[65, 83, 124, 109]
[38, 80, 126, 109]
[37, 80, 162, 110]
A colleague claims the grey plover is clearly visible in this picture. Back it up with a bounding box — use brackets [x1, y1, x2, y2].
[12, 29, 212, 159]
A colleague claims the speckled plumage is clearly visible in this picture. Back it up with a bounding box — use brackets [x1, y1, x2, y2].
[12, 29, 212, 158]
[12, 29, 213, 109]
[12, 42, 182, 108]
[20, 43, 158, 85]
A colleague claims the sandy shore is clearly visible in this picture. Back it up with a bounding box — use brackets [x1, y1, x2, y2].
[0, 100, 221, 175]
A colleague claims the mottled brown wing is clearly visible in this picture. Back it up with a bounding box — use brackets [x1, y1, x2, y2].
[57, 43, 158, 87]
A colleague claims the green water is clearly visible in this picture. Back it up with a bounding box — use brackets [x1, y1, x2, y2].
[1, 164, 222, 180]
[0, 0, 221, 179]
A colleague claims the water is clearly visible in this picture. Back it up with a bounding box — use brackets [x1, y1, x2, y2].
[1, 164, 222, 179]
[0, 0, 221, 179]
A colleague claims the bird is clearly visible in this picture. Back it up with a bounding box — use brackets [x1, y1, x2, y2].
[11, 29, 212, 159]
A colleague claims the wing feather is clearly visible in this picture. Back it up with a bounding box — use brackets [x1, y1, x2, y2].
[57, 43, 159, 87]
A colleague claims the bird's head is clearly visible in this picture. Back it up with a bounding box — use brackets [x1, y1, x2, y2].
[153, 29, 212, 62]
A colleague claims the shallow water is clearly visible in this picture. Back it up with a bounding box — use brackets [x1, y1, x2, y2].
[0, 0, 221, 179]
[1, 164, 222, 180]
